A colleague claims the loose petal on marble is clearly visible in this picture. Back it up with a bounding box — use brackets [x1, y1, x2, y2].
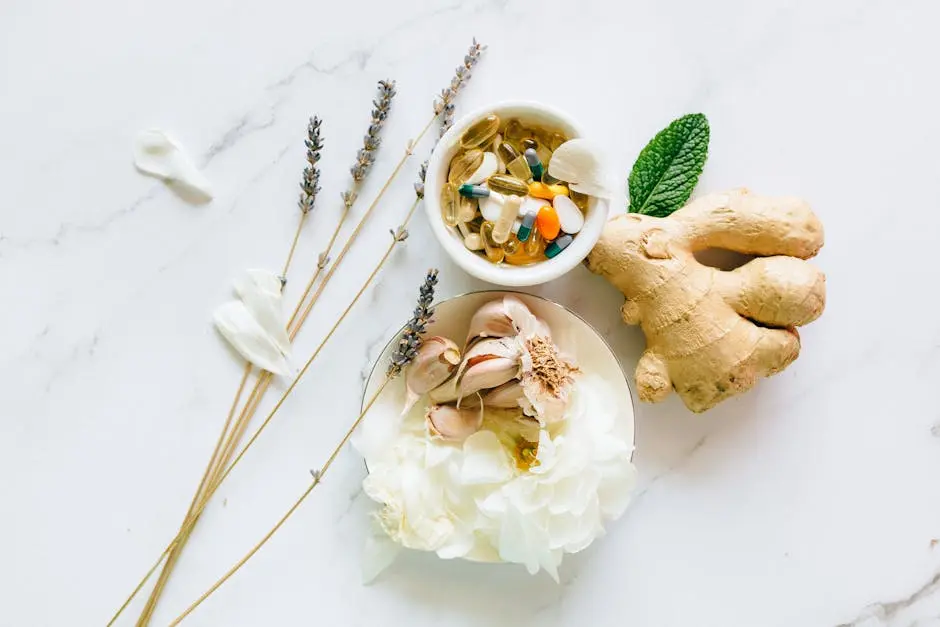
[133, 129, 213, 201]
[234, 270, 291, 354]
[213, 301, 291, 375]
[361, 528, 402, 584]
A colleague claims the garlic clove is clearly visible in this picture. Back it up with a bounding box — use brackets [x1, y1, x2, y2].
[547, 138, 612, 199]
[459, 357, 520, 397]
[428, 375, 460, 405]
[465, 299, 515, 347]
[455, 336, 522, 384]
[482, 380, 526, 408]
[426, 402, 484, 442]
[403, 336, 461, 413]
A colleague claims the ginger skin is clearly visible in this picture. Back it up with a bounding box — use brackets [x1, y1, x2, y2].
[586, 189, 825, 413]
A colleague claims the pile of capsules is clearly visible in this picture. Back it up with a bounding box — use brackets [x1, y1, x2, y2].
[440, 114, 590, 265]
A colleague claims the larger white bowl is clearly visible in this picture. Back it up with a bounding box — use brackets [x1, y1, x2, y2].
[424, 102, 609, 287]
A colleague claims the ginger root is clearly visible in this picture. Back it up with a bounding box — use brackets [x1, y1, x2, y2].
[586, 188, 826, 413]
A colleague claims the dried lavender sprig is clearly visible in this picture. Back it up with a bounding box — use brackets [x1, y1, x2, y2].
[433, 38, 486, 136]
[387, 268, 439, 378]
[414, 160, 429, 199]
[298, 116, 323, 214]
[351, 79, 397, 182]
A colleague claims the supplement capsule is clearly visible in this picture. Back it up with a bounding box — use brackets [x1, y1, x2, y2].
[524, 229, 545, 257]
[548, 132, 567, 151]
[459, 184, 490, 198]
[492, 195, 522, 244]
[496, 142, 520, 165]
[517, 211, 537, 242]
[448, 149, 484, 185]
[553, 195, 584, 234]
[487, 174, 530, 196]
[545, 234, 573, 258]
[536, 205, 561, 241]
[460, 114, 500, 149]
[502, 237, 521, 255]
[569, 190, 590, 211]
[506, 156, 532, 181]
[464, 232, 484, 251]
[440, 182, 460, 227]
[480, 221, 505, 263]
[528, 181, 569, 200]
[524, 148, 544, 181]
[458, 195, 477, 223]
[503, 118, 525, 142]
[521, 138, 538, 152]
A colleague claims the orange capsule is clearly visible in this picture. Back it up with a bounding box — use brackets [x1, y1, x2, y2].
[528, 181, 569, 200]
[536, 206, 561, 240]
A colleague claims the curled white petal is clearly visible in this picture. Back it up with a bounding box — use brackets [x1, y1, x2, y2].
[133, 129, 213, 201]
[235, 270, 291, 355]
[213, 301, 291, 375]
[361, 529, 402, 584]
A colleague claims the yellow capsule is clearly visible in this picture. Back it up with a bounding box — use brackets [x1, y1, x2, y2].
[496, 142, 521, 166]
[528, 181, 569, 200]
[504, 118, 525, 141]
[524, 229, 545, 257]
[440, 182, 460, 227]
[536, 144, 552, 169]
[502, 236, 521, 255]
[488, 174, 530, 196]
[549, 132, 567, 151]
[480, 221, 505, 263]
[448, 149, 484, 185]
[458, 196, 477, 223]
[569, 190, 590, 210]
[461, 115, 500, 149]
[506, 155, 532, 181]
[492, 195, 522, 244]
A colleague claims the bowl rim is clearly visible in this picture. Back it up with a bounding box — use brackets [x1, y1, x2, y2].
[423, 100, 609, 287]
[360, 289, 637, 463]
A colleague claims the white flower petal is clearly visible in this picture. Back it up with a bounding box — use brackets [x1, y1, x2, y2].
[460, 431, 514, 485]
[213, 301, 291, 375]
[235, 270, 291, 355]
[361, 530, 402, 584]
[133, 129, 213, 201]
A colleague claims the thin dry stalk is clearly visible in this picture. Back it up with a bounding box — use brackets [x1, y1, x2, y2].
[109, 39, 484, 625]
[168, 270, 438, 625]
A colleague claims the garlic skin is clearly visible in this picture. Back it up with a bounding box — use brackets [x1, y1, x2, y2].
[403, 337, 461, 414]
[426, 401, 484, 442]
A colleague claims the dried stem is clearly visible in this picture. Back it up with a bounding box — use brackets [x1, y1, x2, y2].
[109, 38, 484, 625]
[168, 377, 392, 627]
[168, 269, 437, 625]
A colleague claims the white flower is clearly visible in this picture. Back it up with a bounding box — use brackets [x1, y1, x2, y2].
[356, 374, 636, 582]
[212, 270, 292, 375]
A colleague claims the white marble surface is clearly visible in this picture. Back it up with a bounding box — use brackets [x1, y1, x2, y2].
[3, 0, 940, 625]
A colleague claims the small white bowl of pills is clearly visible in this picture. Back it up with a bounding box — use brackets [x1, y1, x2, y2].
[424, 101, 611, 286]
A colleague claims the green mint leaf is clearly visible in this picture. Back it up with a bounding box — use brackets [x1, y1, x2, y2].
[628, 113, 710, 217]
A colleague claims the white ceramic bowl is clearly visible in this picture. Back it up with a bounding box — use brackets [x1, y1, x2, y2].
[424, 101, 609, 287]
[356, 291, 636, 565]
